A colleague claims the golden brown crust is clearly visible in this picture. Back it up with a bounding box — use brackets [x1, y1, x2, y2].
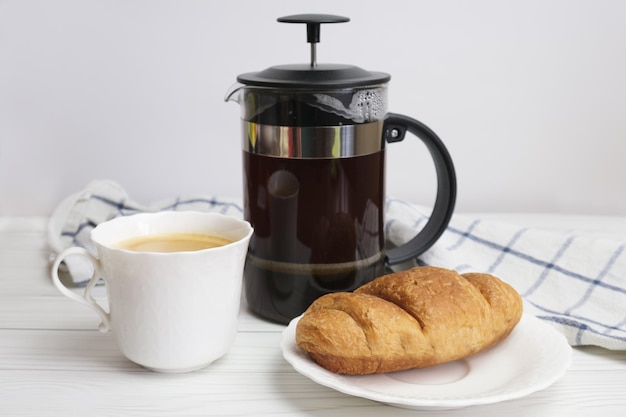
[295, 266, 523, 375]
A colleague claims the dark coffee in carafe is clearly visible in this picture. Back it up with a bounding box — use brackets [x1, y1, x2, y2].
[240, 87, 388, 323]
[227, 15, 456, 323]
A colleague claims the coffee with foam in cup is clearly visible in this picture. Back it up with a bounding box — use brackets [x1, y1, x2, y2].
[115, 233, 233, 253]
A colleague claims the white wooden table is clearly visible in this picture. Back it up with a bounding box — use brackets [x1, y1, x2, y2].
[1, 215, 625, 416]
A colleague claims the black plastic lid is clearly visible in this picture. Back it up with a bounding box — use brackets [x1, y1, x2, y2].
[236, 14, 390, 89]
[237, 63, 390, 88]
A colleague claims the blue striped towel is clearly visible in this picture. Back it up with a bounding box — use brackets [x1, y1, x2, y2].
[49, 180, 626, 350]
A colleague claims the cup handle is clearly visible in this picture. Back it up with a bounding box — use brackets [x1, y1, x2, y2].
[51, 247, 111, 332]
[383, 112, 457, 265]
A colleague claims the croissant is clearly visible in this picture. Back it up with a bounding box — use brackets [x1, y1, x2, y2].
[295, 266, 523, 375]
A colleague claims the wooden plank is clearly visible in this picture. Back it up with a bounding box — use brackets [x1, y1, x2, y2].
[0, 329, 290, 373]
[1, 360, 625, 416]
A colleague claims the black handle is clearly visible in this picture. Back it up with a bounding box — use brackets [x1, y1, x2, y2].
[383, 113, 457, 265]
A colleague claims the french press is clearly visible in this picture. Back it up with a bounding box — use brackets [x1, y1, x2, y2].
[226, 14, 456, 323]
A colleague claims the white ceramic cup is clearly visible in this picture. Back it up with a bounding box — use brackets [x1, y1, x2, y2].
[51, 211, 253, 373]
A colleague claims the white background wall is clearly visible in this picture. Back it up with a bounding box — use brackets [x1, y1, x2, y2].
[1, 0, 625, 216]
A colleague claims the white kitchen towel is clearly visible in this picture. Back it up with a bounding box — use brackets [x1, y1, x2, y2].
[49, 180, 626, 350]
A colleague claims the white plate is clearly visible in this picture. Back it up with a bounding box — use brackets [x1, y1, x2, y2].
[281, 313, 572, 410]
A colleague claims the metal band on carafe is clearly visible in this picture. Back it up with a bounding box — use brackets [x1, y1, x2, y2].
[242, 121, 384, 158]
